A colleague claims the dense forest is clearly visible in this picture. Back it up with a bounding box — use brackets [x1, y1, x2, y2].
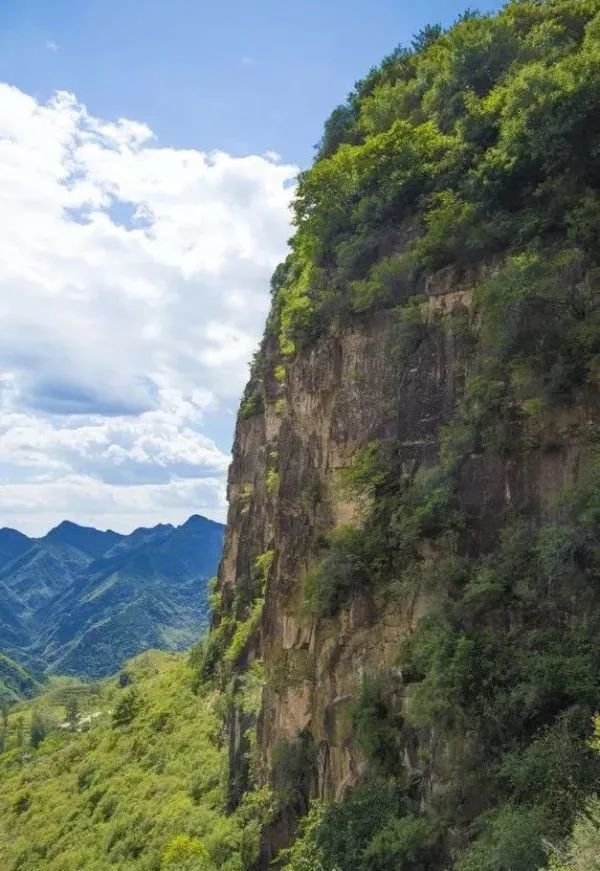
[0, 652, 271, 869]
[3, 1, 600, 869]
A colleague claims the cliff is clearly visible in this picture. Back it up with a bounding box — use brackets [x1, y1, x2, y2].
[206, 4, 600, 869]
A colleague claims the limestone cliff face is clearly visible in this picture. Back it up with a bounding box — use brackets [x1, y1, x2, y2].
[217, 263, 592, 864]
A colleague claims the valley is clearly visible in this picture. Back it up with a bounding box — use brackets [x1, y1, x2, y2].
[0, 515, 224, 678]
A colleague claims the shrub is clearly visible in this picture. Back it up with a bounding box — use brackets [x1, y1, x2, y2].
[362, 816, 440, 870]
[280, 777, 405, 871]
[29, 710, 47, 748]
[112, 688, 140, 728]
[477, 249, 600, 399]
[543, 797, 600, 871]
[456, 805, 555, 871]
[12, 790, 30, 815]
[305, 526, 370, 617]
[225, 598, 263, 665]
[393, 297, 427, 363]
[254, 549, 275, 588]
[161, 833, 213, 870]
[240, 389, 264, 420]
[351, 674, 403, 776]
[350, 252, 416, 313]
[271, 732, 316, 810]
[266, 468, 280, 496]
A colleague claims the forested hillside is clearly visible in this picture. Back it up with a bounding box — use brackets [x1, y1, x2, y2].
[0, 651, 271, 870]
[0, 515, 224, 677]
[0, 655, 42, 703]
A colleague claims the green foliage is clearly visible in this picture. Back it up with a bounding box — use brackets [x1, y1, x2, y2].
[305, 526, 370, 617]
[544, 800, 600, 870]
[0, 654, 42, 702]
[239, 483, 254, 515]
[225, 598, 263, 665]
[112, 687, 141, 727]
[362, 816, 440, 871]
[271, 731, 316, 809]
[64, 696, 79, 724]
[274, 397, 288, 416]
[266, 468, 280, 497]
[308, 453, 459, 617]
[277, 801, 331, 871]
[254, 549, 275, 590]
[340, 439, 389, 503]
[351, 675, 403, 776]
[476, 249, 600, 399]
[393, 297, 427, 363]
[0, 651, 270, 871]
[269, 649, 312, 696]
[238, 660, 265, 719]
[191, 552, 273, 690]
[265, 0, 600, 361]
[280, 777, 438, 871]
[162, 833, 213, 870]
[28, 710, 47, 749]
[393, 456, 600, 867]
[350, 253, 416, 313]
[540, 714, 600, 870]
[456, 805, 554, 871]
[189, 615, 234, 687]
[240, 388, 264, 420]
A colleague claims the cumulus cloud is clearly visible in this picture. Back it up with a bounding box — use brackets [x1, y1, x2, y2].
[0, 83, 296, 534]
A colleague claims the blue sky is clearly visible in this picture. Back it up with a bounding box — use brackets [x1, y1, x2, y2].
[0, 0, 501, 535]
[0, 0, 500, 165]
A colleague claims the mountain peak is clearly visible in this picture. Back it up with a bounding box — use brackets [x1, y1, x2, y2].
[179, 514, 224, 531]
[0, 527, 32, 570]
[0, 513, 225, 677]
[46, 519, 115, 537]
[44, 520, 123, 559]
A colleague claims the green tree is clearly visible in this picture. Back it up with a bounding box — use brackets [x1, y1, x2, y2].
[14, 715, 24, 747]
[65, 696, 79, 724]
[29, 710, 46, 749]
[112, 688, 140, 727]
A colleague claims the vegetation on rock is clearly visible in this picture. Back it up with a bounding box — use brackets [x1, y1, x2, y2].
[223, 2, 600, 868]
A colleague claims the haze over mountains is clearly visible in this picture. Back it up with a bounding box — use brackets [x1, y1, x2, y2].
[0, 515, 224, 678]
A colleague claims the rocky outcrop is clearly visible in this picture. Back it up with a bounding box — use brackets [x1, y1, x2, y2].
[216, 263, 594, 864]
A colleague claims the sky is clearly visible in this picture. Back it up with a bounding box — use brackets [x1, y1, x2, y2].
[0, 0, 500, 536]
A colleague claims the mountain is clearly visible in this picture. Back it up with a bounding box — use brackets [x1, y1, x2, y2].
[200, 4, 600, 869]
[0, 653, 42, 701]
[44, 520, 124, 558]
[4, 4, 600, 870]
[0, 527, 31, 569]
[0, 515, 224, 677]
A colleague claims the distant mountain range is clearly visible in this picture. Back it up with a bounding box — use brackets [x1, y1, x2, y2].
[0, 515, 224, 679]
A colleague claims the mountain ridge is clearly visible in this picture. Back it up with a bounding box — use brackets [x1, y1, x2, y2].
[0, 514, 224, 678]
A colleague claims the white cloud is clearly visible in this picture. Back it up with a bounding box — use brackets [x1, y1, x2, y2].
[45, 40, 59, 52]
[0, 83, 297, 535]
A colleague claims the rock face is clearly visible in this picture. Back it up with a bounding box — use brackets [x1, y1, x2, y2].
[217, 263, 596, 864]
